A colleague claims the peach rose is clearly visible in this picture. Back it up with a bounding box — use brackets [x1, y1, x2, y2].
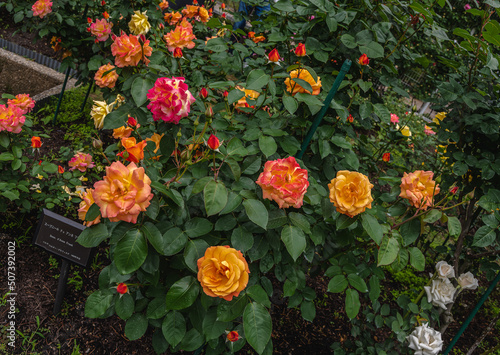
[182, 5, 199, 18]
[256, 156, 309, 209]
[164, 11, 182, 25]
[197, 245, 250, 301]
[164, 23, 196, 52]
[111, 32, 153, 67]
[8, 94, 35, 114]
[285, 68, 322, 96]
[117, 137, 147, 163]
[328, 170, 374, 217]
[94, 63, 119, 89]
[400, 170, 440, 210]
[78, 188, 101, 226]
[32, 0, 52, 18]
[0, 104, 25, 134]
[69, 152, 95, 172]
[234, 86, 260, 109]
[93, 161, 153, 223]
[90, 18, 113, 42]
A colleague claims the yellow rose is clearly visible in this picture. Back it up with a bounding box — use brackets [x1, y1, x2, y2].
[284, 68, 322, 96]
[234, 86, 260, 109]
[128, 10, 151, 35]
[433, 112, 446, 125]
[91, 100, 114, 129]
[197, 246, 250, 301]
[328, 170, 374, 217]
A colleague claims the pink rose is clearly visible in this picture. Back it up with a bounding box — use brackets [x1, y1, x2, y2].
[390, 113, 399, 124]
[8, 94, 35, 114]
[32, 0, 52, 19]
[68, 152, 95, 172]
[0, 104, 25, 134]
[90, 18, 113, 42]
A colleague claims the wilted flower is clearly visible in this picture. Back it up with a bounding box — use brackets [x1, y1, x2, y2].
[91, 100, 114, 129]
[328, 170, 374, 217]
[435, 261, 455, 279]
[252, 35, 265, 43]
[197, 245, 250, 301]
[295, 43, 306, 57]
[358, 53, 369, 65]
[69, 152, 95, 172]
[400, 170, 440, 210]
[145, 133, 164, 157]
[117, 137, 147, 163]
[93, 161, 154, 223]
[129, 10, 151, 35]
[0, 104, 25, 134]
[32, 0, 52, 18]
[285, 69, 322, 96]
[256, 156, 309, 209]
[424, 278, 456, 309]
[111, 32, 153, 67]
[8, 94, 35, 114]
[457, 272, 479, 290]
[94, 63, 119, 88]
[407, 323, 443, 355]
[147, 77, 196, 124]
[90, 18, 113, 42]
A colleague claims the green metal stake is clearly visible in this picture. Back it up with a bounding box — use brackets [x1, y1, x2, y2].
[295, 59, 352, 160]
[53, 68, 71, 125]
[442, 270, 500, 355]
[79, 82, 93, 113]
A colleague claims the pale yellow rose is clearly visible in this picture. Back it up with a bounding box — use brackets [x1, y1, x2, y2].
[128, 10, 151, 35]
[91, 100, 114, 129]
[328, 170, 374, 217]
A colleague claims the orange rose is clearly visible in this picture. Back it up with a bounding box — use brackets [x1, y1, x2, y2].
[182, 5, 199, 18]
[78, 188, 101, 226]
[118, 137, 147, 163]
[198, 7, 210, 22]
[94, 63, 119, 88]
[111, 32, 153, 67]
[256, 156, 309, 209]
[93, 161, 153, 223]
[234, 86, 260, 109]
[285, 69, 322, 96]
[328, 170, 374, 217]
[146, 133, 164, 159]
[113, 126, 133, 139]
[197, 245, 250, 301]
[164, 11, 182, 25]
[268, 48, 280, 63]
[252, 35, 265, 43]
[400, 170, 440, 210]
[164, 22, 196, 52]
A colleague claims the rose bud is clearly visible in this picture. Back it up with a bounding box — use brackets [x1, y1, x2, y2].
[58, 165, 65, 174]
[31, 136, 42, 148]
[358, 53, 369, 65]
[450, 186, 458, 195]
[173, 47, 183, 58]
[227, 331, 239, 342]
[295, 43, 306, 57]
[127, 116, 138, 127]
[92, 138, 103, 149]
[268, 48, 280, 63]
[382, 152, 391, 162]
[223, 90, 229, 98]
[200, 87, 208, 99]
[207, 134, 220, 150]
[205, 104, 214, 118]
[116, 283, 128, 294]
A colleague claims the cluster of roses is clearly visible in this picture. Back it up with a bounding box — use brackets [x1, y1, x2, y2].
[0, 94, 35, 134]
[406, 261, 478, 354]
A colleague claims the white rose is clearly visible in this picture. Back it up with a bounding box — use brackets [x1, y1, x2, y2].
[435, 260, 455, 279]
[407, 323, 443, 355]
[457, 272, 479, 290]
[424, 278, 456, 310]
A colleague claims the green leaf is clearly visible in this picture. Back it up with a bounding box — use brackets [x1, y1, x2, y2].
[247, 285, 271, 308]
[289, 212, 311, 234]
[361, 214, 383, 245]
[142, 222, 164, 254]
[327, 275, 348, 293]
[204, 180, 228, 216]
[163, 227, 187, 256]
[102, 106, 130, 129]
[76, 223, 108, 248]
[228, 89, 246, 105]
[165, 276, 200, 310]
[179, 328, 204, 351]
[472, 226, 497, 247]
[359, 41, 385, 58]
[291, 78, 313, 95]
[345, 289, 361, 319]
[369, 276, 381, 303]
[115, 293, 134, 320]
[84, 203, 100, 222]
[125, 313, 148, 340]
[85, 290, 113, 318]
[114, 229, 148, 274]
[336, 214, 358, 230]
[243, 303, 272, 355]
[377, 236, 400, 266]
[147, 297, 168, 319]
[183, 239, 209, 272]
[283, 94, 298, 114]
[301, 300, 316, 322]
[246, 69, 270, 91]
[423, 209, 442, 223]
[217, 295, 248, 322]
[162, 311, 186, 347]
[341, 34, 357, 48]
[281, 225, 306, 261]
[145, 196, 160, 220]
[243, 199, 268, 230]
[231, 226, 254, 252]
[259, 136, 277, 158]
[447, 216, 462, 237]
[409, 247, 425, 271]
[347, 274, 368, 293]
[184, 217, 213, 238]
[0, 132, 10, 148]
[373, 103, 390, 122]
[401, 218, 421, 246]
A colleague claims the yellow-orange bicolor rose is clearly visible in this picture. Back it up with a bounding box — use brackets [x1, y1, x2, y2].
[78, 188, 101, 227]
[198, 7, 210, 22]
[256, 156, 309, 209]
[400, 170, 440, 210]
[128, 10, 151, 35]
[113, 126, 133, 139]
[197, 245, 250, 301]
[285, 69, 322, 96]
[93, 161, 153, 223]
[164, 23, 196, 52]
[118, 137, 147, 163]
[234, 86, 260, 109]
[182, 5, 199, 18]
[328, 170, 374, 217]
[111, 32, 153, 67]
[94, 63, 119, 89]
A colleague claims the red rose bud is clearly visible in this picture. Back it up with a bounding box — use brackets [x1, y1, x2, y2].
[268, 48, 280, 62]
[222, 13, 226, 19]
[58, 165, 65, 174]
[205, 104, 214, 118]
[127, 116, 138, 127]
[117, 283, 128, 294]
[207, 134, 220, 150]
[103, 11, 110, 19]
[382, 152, 391, 162]
[200, 87, 208, 99]
[221, 3, 226, 9]
[158, 23, 164, 30]
[87, 17, 92, 23]
[31, 136, 42, 148]
[101, 0, 105, 5]
[39, 160, 42, 165]
[295, 43, 306, 57]
[227, 331, 239, 342]
[86, 27, 91, 32]
[140, 34, 146, 42]
[193, 0, 198, 3]
[223, 90, 229, 98]
[173, 47, 183, 58]
[347, 114, 354, 123]
[358, 53, 369, 65]
[450, 186, 459, 194]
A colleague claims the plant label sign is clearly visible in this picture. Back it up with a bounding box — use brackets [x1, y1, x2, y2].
[33, 209, 91, 268]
